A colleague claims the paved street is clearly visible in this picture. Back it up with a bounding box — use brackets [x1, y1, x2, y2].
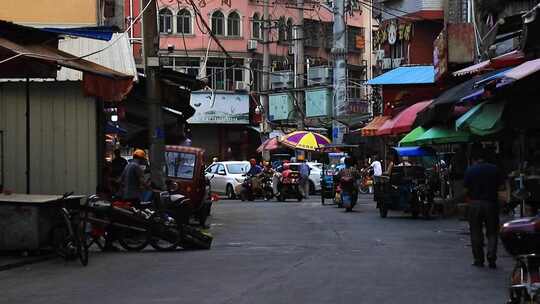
[1, 195, 512, 304]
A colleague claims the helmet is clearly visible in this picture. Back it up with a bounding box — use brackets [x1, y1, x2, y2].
[249, 158, 257, 166]
[133, 149, 147, 159]
[212, 157, 218, 162]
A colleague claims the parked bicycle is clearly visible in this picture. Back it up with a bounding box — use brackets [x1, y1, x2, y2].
[50, 192, 89, 266]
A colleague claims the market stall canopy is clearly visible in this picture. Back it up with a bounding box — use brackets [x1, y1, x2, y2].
[361, 116, 390, 136]
[459, 59, 540, 104]
[280, 131, 331, 151]
[415, 126, 471, 145]
[367, 66, 435, 85]
[452, 51, 525, 77]
[456, 101, 506, 136]
[0, 20, 134, 101]
[399, 126, 428, 147]
[256, 137, 281, 153]
[414, 69, 509, 127]
[376, 100, 433, 136]
[392, 146, 436, 157]
[481, 58, 540, 84]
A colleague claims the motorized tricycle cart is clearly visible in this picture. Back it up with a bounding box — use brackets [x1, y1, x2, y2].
[375, 147, 437, 219]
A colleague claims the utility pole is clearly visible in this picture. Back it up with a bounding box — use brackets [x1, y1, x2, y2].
[142, 0, 165, 188]
[332, 0, 347, 144]
[295, 0, 305, 130]
[261, 0, 271, 137]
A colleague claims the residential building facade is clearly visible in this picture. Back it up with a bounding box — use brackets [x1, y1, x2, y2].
[374, 0, 443, 72]
[0, 0, 98, 27]
[121, 1, 376, 160]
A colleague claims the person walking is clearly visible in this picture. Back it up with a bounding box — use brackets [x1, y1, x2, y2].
[464, 147, 504, 269]
[298, 155, 311, 199]
[370, 155, 383, 202]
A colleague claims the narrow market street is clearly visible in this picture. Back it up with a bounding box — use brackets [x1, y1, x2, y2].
[0, 195, 512, 304]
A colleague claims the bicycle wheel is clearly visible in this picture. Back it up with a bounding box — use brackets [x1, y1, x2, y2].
[509, 259, 531, 304]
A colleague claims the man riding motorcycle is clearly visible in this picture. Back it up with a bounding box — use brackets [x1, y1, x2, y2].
[337, 157, 361, 212]
[275, 163, 303, 201]
[240, 159, 272, 201]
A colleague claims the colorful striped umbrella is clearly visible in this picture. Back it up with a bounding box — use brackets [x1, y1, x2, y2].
[280, 131, 331, 151]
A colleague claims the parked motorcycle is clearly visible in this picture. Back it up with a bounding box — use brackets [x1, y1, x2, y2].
[358, 168, 372, 194]
[411, 177, 435, 219]
[240, 174, 274, 201]
[500, 216, 540, 303]
[86, 191, 212, 252]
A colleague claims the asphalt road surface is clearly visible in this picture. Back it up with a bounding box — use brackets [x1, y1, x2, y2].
[0, 195, 513, 304]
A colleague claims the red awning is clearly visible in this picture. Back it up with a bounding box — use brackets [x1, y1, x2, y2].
[0, 32, 134, 101]
[377, 100, 433, 136]
[361, 116, 390, 137]
[452, 51, 526, 77]
[256, 137, 281, 153]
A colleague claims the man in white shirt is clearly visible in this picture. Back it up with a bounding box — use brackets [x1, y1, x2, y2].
[370, 155, 383, 202]
[370, 155, 383, 177]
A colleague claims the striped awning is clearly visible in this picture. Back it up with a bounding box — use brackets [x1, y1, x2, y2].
[361, 116, 390, 137]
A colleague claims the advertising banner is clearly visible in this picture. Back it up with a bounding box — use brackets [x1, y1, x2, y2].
[188, 92, 250, 124]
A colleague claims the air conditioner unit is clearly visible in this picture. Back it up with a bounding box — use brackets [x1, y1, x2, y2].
[247, 39, 258, 51]
[308, 66, 333, 85]
[271, 71, 294, 89]
[235, 81, 248, 91]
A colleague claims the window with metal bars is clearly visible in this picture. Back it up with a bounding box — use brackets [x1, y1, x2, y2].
[159, 8, 173, 34]
[177, 9, 192, 34]
[227, 11, 241, 37]
[211, 11, 225, 36]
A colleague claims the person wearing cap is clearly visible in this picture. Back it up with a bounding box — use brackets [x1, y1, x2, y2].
[247, 158, 263, 176]
[119, 149, 148, 205]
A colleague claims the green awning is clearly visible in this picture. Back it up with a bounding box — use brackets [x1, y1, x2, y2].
[399, 126, 427, 147]
[416, 126, 471, 145]
[455, 101, 505, 136]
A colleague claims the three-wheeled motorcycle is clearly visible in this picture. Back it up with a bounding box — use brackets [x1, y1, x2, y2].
[163, 145, 213, 227]
[375, 146, 437, 219]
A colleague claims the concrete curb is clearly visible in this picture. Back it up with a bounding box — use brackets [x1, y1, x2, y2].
[0, 254, 56, 271]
